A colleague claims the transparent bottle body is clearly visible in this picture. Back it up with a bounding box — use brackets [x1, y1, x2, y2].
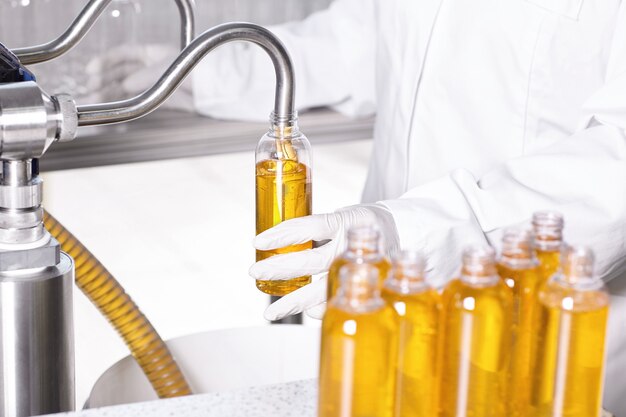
[536, 249, 562, 282]
[530, 278, 609, 417]
[439, 278, 513, 417]
[255, 122, 312, 296]
[497, 260, 541, 417]
[382, 281, 441, 417]
[318, 264, 396, 417]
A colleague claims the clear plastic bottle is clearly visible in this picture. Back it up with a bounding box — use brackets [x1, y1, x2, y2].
[255, 112, 312, 296]
[381, 251, 441, 417]
[440, 246, 513, 417]
[497, 229, 541, 417]
[327, 226, 391, 300]
[530, 246, 609, 417]
[318, 263, 397, 417]
[532, 211, 565, 283]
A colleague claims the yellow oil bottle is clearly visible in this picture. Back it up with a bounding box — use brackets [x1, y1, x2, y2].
[381, 251, 441, 417]
[531, 246, 609, 417]
[497, 229, 541, 417]
[532, 211, 565, 283]
[327, 226, 391, 300]
[255, 115, 312, 296]
[440, 246, 513, 417]
[318, 263, 397, 417]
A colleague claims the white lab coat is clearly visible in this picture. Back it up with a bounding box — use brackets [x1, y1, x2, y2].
[193, 0, 626, 413]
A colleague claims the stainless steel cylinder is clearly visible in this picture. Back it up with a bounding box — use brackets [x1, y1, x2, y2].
[0, 253, 75, 417]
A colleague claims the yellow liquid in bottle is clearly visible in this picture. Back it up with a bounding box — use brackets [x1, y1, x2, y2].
[382, 287, 441, 417]
[328, 256, 391, 300]
[255, 158, 312, 296]
[536, 249, 561, 282]
[530, 282, 609, 417]
[440, 279, 513, 417]
[497, 263, 541, 417]
[318, 303, 397, 417]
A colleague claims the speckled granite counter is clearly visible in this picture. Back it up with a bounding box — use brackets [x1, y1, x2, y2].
[47, 379, 317, 417]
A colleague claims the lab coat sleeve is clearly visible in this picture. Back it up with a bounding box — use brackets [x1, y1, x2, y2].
[192, 0, 376, 121]
[380, 73, 626, 288]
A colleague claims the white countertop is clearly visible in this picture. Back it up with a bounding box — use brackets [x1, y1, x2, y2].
[49, 380, 317, 417]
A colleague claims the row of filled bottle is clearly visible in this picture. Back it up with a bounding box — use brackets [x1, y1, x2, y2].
[317, 211, 609, 417]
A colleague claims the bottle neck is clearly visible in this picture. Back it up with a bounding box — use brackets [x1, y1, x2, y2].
[534, 229, 563, 252]
[500, 228, 538, 269]
[269, 113, 300, 161]
[461, 246, 499, 287]
[533, 211, 564, 252]
[385, 251, 428, 294]
[344, 227, 383, 260]
[460, 270, 500, 287]
[269, 112, 299, 139]
[386, 273, 429, 294]
[345, 239, 380, 259]
[333, 264, 384, 313]
[555, 246, 601, 290]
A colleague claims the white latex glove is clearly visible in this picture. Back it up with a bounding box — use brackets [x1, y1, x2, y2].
[249, 204, 399, 321]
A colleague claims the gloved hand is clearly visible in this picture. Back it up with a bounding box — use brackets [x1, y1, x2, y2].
[249, 204, 399, 321]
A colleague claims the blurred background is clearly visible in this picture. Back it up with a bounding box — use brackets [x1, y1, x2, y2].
[0, 0, 334, 101]
[0, 0, 374, 407]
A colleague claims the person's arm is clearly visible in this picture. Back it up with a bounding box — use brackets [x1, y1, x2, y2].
[382, 1, 626, 286]
[251, 3, 626, 322]
[192, 0, 377, 121]
[382, 122, 626, 287]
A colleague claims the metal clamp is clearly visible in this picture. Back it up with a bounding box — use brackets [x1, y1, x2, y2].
[0, 82, 77, 160]
[12, 0, 195, 65]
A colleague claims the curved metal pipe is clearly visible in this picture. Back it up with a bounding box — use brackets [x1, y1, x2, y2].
[76, 22, 296, 127]
[12, 0, 195, 65]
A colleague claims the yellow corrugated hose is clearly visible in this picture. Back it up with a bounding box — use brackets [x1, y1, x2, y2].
[44, 211, 192, 398]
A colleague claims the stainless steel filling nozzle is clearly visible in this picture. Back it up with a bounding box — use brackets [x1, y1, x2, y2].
[1, 22, 296, 159]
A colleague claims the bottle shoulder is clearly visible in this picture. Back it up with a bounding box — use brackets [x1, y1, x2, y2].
[330, 253, 389, 272]
[496, 262, 540, 278]
[256, 130, 311, 152]
[382, 289, 441, 319]
[442, 278, 513, 309]
[256, 130, 311, 167]
[539, 279, 609, 312]
[382, 286, 441, 306]
[324, 303, 396, 333]
[496, 263, 542, 290]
